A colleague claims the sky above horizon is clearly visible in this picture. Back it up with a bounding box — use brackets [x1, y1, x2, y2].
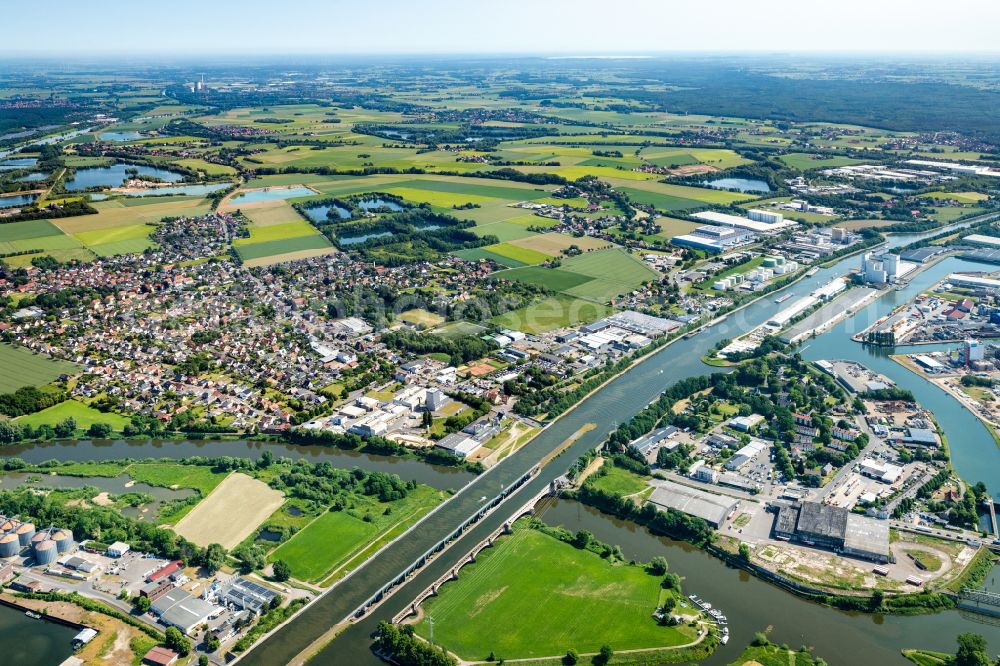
[5, 0, 999, 55]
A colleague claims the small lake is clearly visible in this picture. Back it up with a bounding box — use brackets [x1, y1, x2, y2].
[0, 157, 38, 171]
[302, 203, 352, 223]
[121, 182, 232, 197]
[0, 471, 196, 522]
[0, 604, 77, 666]
[0, 193, 39, 208]
[379, 130, 412, 140]
[701, 177, 772, 193]
[357, 198, 403, 211]
[15, 172, 47, 183]
[64, 163, 184, 191]
[100, 131, 144, 142]
[230, 186, 316, 204]
[339, 231, 393, 245]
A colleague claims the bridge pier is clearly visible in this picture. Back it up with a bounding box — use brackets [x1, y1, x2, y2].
[990, 501, 999, 540]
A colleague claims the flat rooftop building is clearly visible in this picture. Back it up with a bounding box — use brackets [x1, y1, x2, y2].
[773, 501, 892, 563]
[646, 479, 738, 527]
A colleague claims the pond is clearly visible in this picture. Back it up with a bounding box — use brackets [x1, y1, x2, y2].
[257, 529, 283, 543]
[0, 157, 38, 171]
[302, 203, 352, 223]
[0, 603, 77, 666]
[99, 131, 144, 142]
[64, 163, 184, 191]
[338, 231, 393, 245]
[0, 471, 196, 522]
[121, 182, 232, 197]
[230, 186, 316, 204]
[701, 177, 773, 193]
[357, 198, 403, 211]
[15, 172, 47, 183]
[0, 193, 39, 208]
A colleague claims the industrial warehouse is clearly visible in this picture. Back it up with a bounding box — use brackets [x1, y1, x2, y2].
[772, 501, 893, 563]
[647, 479, 739, 528]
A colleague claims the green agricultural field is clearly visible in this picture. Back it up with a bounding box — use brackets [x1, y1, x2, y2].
[0, 219, 85, 255]
[492, 294, 612, 333]
[496, 265, 596, 292]
[559, 247, 659, 301]
[917, 191, 989, 204]
[469, 220, 537, 242]
[612, 178, 755, 205]
[55, 197, 212, 234]
[383, 186, 495, 208]
[779, 153, 865, 170]
[16, 399, 130, 430]
[452, 247, 527, 268]
[656, 217, 702, 239]
[74, 223, 156, 256]
[552, 165, 657, 181]
[172, 158, 237, 176]
[0, 344, 78, 393]
[268, 486, 441, 583]
[413, 522, 693, 659]
[233, 219, 319, 245]
[234, 234, 334, 262]
[481, 241, 552, 265]
[618, 187, 713, 212]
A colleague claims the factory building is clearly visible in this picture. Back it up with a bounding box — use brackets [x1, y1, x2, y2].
[772, 501, 892, 563]
[672, 225, 754, 253]
[217, 576, 278, 614]
[692, 210, 798, 233]
[646, 479, 738, 527]
[747, 209, 784, 225]
[151, 587, 222, 636]
[861, 251, 901, 284]
[946, 274, 1000, 290]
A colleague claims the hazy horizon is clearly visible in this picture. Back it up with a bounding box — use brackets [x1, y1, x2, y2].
[4, 0, 999, 56]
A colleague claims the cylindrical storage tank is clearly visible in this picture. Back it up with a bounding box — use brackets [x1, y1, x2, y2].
[0, 520, 15, 534]
[33, 540, 57, 566]
[0, 534, 19, 558]
[52, 530, 73, 554]
[30, 530, 49, 546]
[15, 523, 35, 548]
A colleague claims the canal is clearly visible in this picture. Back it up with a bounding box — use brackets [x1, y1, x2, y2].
[241, 220, 1000, 665]
[0, 603, 77, 666]
[6, 216, 996, 664]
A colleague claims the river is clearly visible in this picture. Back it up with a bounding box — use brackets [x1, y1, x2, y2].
[3, 438, 475, 492]
[237, 219, 1000, 665]
[10, 218, 998, 664]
